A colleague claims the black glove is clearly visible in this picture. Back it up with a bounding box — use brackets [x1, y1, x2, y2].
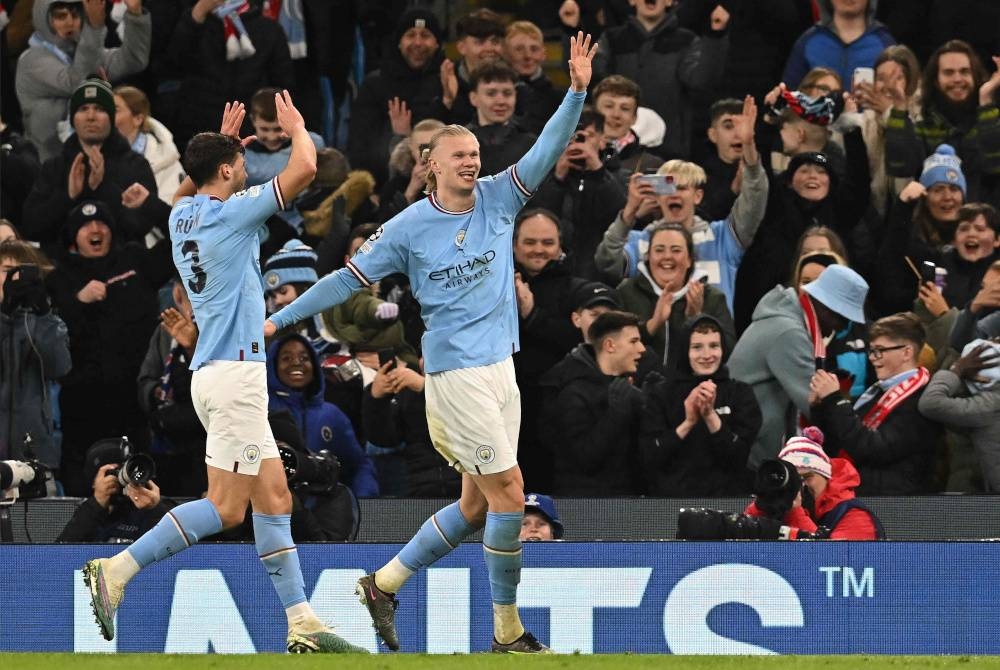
[607, 376, 643, 415]
[1, 271, 49, 315]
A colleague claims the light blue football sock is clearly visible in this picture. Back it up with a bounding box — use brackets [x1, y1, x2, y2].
[396, 501, 476, 572]
[482, 511, 523, 605]
[253, 513, 307, 609]
[126, 498, 223, 568]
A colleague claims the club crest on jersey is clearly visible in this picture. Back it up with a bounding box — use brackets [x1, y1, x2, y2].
[455, 229, 466, 247]
[321, 426, 333, 442]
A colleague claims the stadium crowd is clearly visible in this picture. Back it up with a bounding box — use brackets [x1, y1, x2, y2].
[3, 0, 1000, 533]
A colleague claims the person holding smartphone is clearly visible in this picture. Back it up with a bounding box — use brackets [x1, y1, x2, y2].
[0, 239, 71, 469]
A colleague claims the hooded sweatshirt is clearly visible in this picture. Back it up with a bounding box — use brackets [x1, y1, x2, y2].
[16, 0, 151, 161]
[782, 0, 895, 88]
[266, 333, 378, 498]
[639, 314, 761, 496]
[728, 285, 817, 468]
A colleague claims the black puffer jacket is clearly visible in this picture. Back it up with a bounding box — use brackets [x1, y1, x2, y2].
[811, 385, 940, 495]
[539, 344, 644, 496]
[514, 258, 587, 387]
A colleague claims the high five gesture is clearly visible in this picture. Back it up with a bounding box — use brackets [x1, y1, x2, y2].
[568, 31, 598, 93]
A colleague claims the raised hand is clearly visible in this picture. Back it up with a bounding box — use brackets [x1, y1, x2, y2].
[898, 180, 927, 203]
[568, 31, 598, 93]
[388, 97, 412, 136]
[951, 342, 1000, 382]
[684, 279, 705, 317]
[263, 319, 277, 338]
[274, 89, 306, 136]
[219, 101, 256, 147]
[68, 152, 86, 199]
[980, 56, 1000, 106]
[917, 281, 949, 318]
[121, 182, 150, 209]
[736, 94, 758, 164]
[440, 60, 459, 108]
[161, 307, 198, 350]
[81, 144, 105, 191]
[83, 0, 106, 28]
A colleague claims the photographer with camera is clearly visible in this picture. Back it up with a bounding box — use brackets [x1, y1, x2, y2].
[267, 333, 379, 500]
[0, 239, 71, 470]
[677, 427, 884, 540]
[745, 428, 884, 540]
[57, 438, 172, 543]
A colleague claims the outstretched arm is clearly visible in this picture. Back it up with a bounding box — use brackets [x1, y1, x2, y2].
[513, 32, 598, 191]
[172, 101, 259, 203]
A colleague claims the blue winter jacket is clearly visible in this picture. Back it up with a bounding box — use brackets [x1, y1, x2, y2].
[782, 0, 895, 88]
[266, 333, 379, 497]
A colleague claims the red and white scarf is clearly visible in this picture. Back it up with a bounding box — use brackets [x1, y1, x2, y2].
[799, 293, 826, 369]
[859, 367, 930, 430]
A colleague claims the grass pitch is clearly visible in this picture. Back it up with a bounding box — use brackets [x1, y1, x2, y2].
[4, 655, 1000, 670]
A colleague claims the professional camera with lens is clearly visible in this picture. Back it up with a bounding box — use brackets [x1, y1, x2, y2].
[1, 434, 55, 502]
[86, 437, 157, 489]
[675, 460, 830, 540]
[278, 444, 341, 495]
[0, 459, 51, 501]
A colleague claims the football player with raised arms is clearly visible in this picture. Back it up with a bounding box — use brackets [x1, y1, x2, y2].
[82, 92, 366, 653]
[265, 33, 599, 653]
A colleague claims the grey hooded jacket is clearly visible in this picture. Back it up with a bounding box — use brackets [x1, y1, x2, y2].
[728, 285, 815, 468]
[15, 0, 151, 160]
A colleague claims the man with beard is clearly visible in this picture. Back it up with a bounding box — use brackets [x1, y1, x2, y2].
[885, 39, 1000, 201]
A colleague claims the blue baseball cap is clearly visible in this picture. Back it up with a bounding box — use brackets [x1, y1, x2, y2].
[524, 493, 564, 539]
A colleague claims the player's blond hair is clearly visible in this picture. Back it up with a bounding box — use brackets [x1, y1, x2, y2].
[423, 125, 478, 194]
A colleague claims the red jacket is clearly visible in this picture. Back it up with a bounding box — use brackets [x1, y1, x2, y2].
[745, 458, 879, 540]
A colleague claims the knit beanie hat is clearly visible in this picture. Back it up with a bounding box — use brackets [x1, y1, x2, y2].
[70, 78, 115, 120]
[778, 426, 832, 480]
[394, 8, 444, 44]
[263, 238, 318, 291]
[786, 151, 838, 187]
[64, 200, 116, 248]
[920, 144, 967, 197]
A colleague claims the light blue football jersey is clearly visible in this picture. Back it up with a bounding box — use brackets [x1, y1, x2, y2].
[270, 90, 586, 374]
[169, 176, 285, 370]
